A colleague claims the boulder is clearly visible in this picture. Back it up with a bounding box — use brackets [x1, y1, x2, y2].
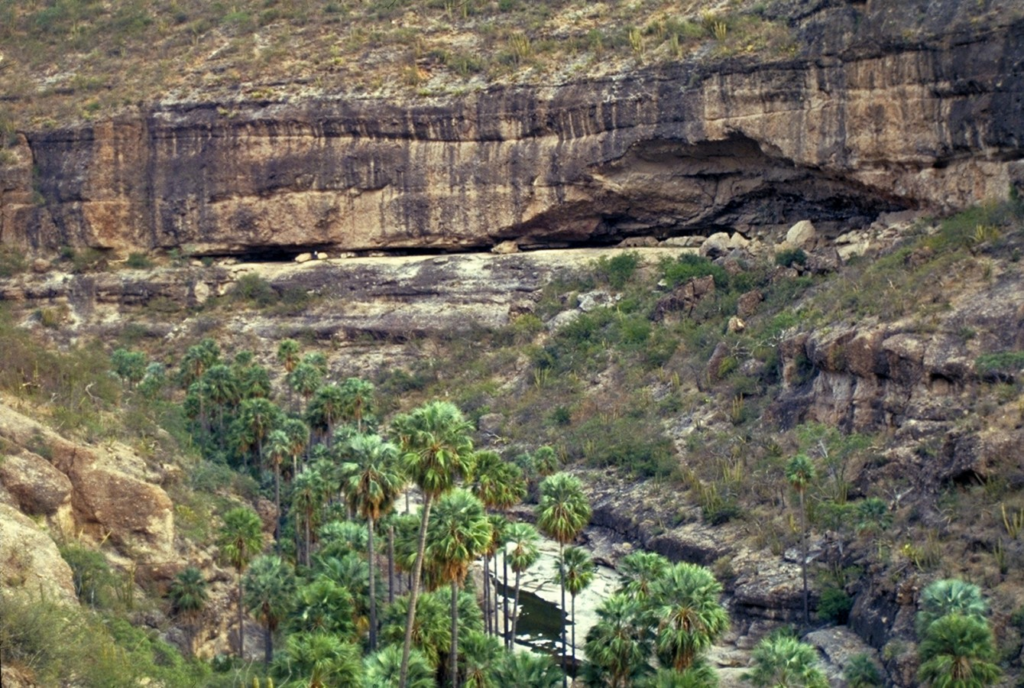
[786, 220, 817, 247]
[0, 503, 77, 604]
[0, 452, 73, 517]
[736, 290, 764, 318]
[652, 275, 716, 321]
[617, 236, 658, 248]
[727, 316, 746, 333]
[294, 252, 313, 263]
[577, 290, 617, 312]
[700, 232, 732, 258]
[661, 236, 705, 248]
[804, 627, 885, 686]
[491, 240, 519, 254]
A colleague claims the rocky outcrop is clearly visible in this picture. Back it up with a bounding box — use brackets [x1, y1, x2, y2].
[2, 3, 1022, 255]
[0, 503, 77, 604]
[0, 403, 175, 563]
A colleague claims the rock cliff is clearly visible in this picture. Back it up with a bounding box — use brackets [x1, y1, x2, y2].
[1, 1, 1022, 255]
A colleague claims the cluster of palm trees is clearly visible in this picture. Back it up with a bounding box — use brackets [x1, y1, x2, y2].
[915, 579, 1000, 688]
[581, 551, 729, 686]
[152, 334, 596, 686]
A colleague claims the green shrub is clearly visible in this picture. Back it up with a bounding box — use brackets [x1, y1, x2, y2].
[0, 245, 27, 277]
[125, 252, 153, 269]
[975, 351, 1024, 379]
[844, 654, 883, 688]
[775, 247, 807, 268]
[818, 586, 853, 624]
[59, 543, 116, 608]
[660, 253, 729, 289]
[231, 273, 278, 307]
[595, 251, 641, 289]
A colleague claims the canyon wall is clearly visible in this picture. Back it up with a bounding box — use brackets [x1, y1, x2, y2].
[1, 2, 1022, 255]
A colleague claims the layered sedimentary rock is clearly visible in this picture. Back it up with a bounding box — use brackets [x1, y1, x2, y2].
[1, 2, 1022, 255]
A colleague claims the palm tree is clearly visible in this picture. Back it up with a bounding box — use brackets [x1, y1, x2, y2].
[381, 589, 452, 672]
[744, 631, 828, 688]
[307, 384, 346, 446]
[242, 555, 296, 667]
[492, 461, 526, 644]
[506, 522, 540, 644]
[484, 514, 508, 638]
[618, 551, 670, 602]
[342, 433, 404, 650]
[916, 579, 989, 636]
[917, 614, 1000, 688]
[494, 650, 564, 688]
[461, 630, 503, 688]
[179, 338, 220, 389]
[471, 450, 506, 638]
[217, 507, 264, 658]
[167, 566, 208, 656]
[292, 466, 328, 567]
[651, 562, 728, 671]
[202, 363, 240, 436]
[426, 488, 492, 688]
[536, 472, 591, 686]
[275, 632, 363, 688]
[785, 454, 816, 625]
[638, 664, 719, 688]
[316, 552, 373, 629]
[265, 429, 291, 545]
[561, 545, 595, 672]
[340, 377, 376, 433]
[365, 645, 435, 688]
[277, 339, 301, 373]
[289, 362, 323, 412]
[235, 397, 282, 468]
[392, 400, 475, 688]
[282, 417, 310, 474]
[583, 593, 654, 688]
[289, 576, 357, 639]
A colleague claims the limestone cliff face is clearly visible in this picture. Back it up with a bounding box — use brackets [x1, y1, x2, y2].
[1, 2, 1022, 255]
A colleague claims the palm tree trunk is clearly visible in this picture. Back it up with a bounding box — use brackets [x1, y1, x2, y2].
[236, 571, 244, 657]
[305, 510, 312, 569]
[559, 544, 567, 688]
[263, 620, 272, 668]
[450, 580, 460, 688]
[368, 516, 378, 651]
[274, 464, 281, 549]
[571, 593, 577, 675]
[800, 489, 809, 625]
[388, 525, 396, 604]
[483, 553, 491, 635]
[511, 569, 522, 645]
[399, 494, 433, 688]
[503, 548, 510, 648]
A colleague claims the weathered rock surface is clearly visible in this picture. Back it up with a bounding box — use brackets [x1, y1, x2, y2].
[2, 3, 1022, 255]
[0, 503, 77, 604]
[0, 403, 175, 562]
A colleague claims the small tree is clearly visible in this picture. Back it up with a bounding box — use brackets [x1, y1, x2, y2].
[917, 614, 1000, 688]
[167, 566, 207, 656]
[561, 546, 595, 671]
[217, 507, 264, 658]
[785, 454, 816, 625]
[744, 631, 828, 688]
[243, 555, 296, 668]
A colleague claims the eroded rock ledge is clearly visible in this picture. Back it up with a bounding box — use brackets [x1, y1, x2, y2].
[1, 3, 1022, 255]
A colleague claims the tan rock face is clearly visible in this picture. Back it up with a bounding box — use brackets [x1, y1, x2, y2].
[0, 403, 175, 563]
[0, 503, 77, 604]
[2, 8, 1020, 255]
[0, 452, 72, 517]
